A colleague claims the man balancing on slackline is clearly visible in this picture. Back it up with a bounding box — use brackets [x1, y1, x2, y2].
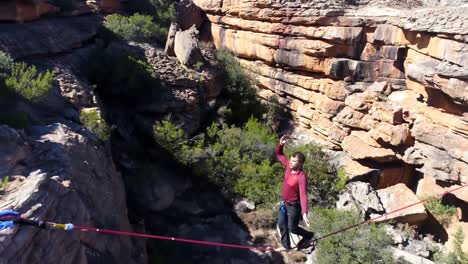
[276, 134, 315, 251]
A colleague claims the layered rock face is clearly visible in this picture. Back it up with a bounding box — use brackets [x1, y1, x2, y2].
[193, 0, 468, 252]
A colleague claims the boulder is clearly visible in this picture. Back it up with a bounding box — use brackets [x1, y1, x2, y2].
[174, 25, 204, 66]
[369, 123, 410, 146]
[342, 131, 397, 162]
[165, 22, 178, 57]
[390, 247, 435, 264]
[336, 182, 385, 217]
[234, 199, 256, 213]
[375, 184, 427, 224]
[403, 142, 468, 184]
[417, 175, 468, 207]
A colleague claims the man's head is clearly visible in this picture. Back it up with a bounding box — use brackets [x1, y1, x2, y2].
[290, 152, 305, 170]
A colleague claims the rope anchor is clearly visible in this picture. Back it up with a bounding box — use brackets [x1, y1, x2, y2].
[0, 210, 74, 232]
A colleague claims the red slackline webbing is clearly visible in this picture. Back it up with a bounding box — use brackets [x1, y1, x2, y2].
[72, 184, 467, 252]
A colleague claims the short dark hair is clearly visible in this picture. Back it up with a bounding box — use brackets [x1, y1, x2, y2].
[292, 152, 305, 165]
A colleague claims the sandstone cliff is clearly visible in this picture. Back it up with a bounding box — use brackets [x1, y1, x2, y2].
[192, 0, 468, 253]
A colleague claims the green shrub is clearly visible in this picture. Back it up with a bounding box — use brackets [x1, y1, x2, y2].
[153, 117, 344, 207]
[264, 95, 284, 131]
[193, 61, 204, 71]
[311, 208, 395, 264]
[424, 198, 457, 227]
[105, 13, 167, 43]
[87, 48, 163, 102]
[434, 227, 468, 264]
[284, 143, 346, 207]
[5, 62, 53, 102]
[0, 176, 9, 193]
[153, 117, 283, 205]
[0, 51, 13, 80]
[80, 109, 110, 140]
[216, 50, 264, 124]
[125, 0, 176, 27]
[0, 111, 30, 129]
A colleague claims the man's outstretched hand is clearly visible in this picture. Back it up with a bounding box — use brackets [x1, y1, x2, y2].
[280, 135, 290, 145]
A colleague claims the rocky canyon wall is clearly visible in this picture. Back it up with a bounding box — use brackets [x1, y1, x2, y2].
[192, 0, 468, 251]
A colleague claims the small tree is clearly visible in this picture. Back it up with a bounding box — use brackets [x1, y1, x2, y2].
[216, 50, 264, 124]
[424, 197, 457, 227]
[105, 13, 168, 43]
[80, 109, 111, 140]
[5, 62, 53, 102]
[434, 227, 468, 264]
[153, 118, 283, 206]
[0, 51, 13, 79]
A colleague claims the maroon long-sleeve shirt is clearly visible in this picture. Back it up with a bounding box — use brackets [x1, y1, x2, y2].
[276, 143, 308, 214]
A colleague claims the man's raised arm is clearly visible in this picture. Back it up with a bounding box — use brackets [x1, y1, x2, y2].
[276, 135, 289, 167]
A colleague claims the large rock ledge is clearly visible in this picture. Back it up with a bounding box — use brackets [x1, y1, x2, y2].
[0, 124, 146, 264]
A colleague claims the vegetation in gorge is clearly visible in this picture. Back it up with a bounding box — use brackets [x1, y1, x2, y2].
[117, 0, 176, 44]
[310, 208, 395, 264]
[434, 227, 468, 264]
[153, 117, 346, 208]
[104, 13, 169, 43]
[80, 109, 111, 140]
[215, 50, 266, 125]
[0, 51, 53, 103]
[424, 197, 458, 227]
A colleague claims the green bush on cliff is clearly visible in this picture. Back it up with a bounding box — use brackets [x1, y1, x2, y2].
[424, 197, 457, 227]
[5, 62, 54, 102]
[80, 109, 111, 140]
[434, 227, 468, 264]
[215, 50, 265, 125]
[0, 51, 53, 103]
[125, 0, 176, 28]
[153, 117, 283, 205]
[311, 208, 395, 264]
[105, 13, 168, 43]
[0, 51, 13, 80]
